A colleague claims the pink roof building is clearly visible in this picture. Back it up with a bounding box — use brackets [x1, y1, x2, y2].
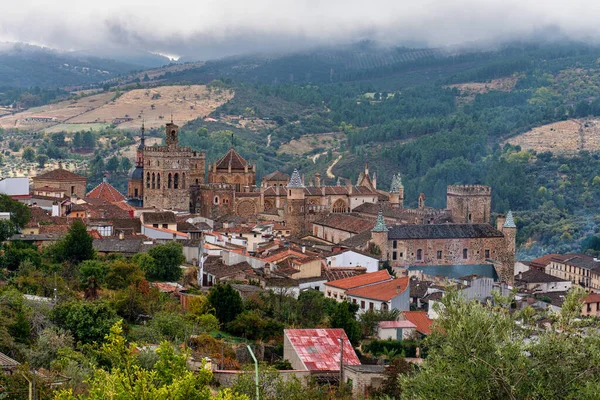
[283, 329, 361, 371]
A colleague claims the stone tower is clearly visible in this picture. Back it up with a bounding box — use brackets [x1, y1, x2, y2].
[446, 185, 492, 224]
[388, 173, 404, 209]
[127, 123, 145, 200]
[370, 210, 389, 261]
[285, 169, 306, 236]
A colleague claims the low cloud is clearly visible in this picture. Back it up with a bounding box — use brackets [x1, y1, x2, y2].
[2, 0, 600, 59]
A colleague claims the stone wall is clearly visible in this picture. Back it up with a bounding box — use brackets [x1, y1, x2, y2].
[446, 185, 492, 224]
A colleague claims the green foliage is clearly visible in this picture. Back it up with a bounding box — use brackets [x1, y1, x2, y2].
[0, 193, 31, 229]
[145, 242, 186, 281]
[330, 301, 361, 345]
[225, 310, 284, 341]
[362, 339, 421, 358]
[400, 289, 600, 399]
[208, 284, 244, 325]
[22, 146, 35, 161]
[358, 309, 401, 339]
[78, 260, 109, 299]
[106, 259, 145, 290]
[51, 300, 118, 344]
[0, 241, 42, 270]
[55, 220, 95, 264]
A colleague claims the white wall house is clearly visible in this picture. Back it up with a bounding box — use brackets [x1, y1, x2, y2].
[327, 250, 380, 273]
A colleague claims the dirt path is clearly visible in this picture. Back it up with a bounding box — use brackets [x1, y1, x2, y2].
[267, 134, 271, 147]
[326, 155, 342, 179]
[312, 151, 328, 163]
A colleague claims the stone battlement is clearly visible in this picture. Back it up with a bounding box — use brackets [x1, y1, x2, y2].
[144, 146, 205, 159]
[447, 185, 491, 196]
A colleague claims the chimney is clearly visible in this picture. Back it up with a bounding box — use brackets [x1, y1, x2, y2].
[315, 173, 321, 187]
[119, 231, 125, 240]
[518, 272, 523, 281]
[396, 285, 401, 294]
[302, 245, 306, 254]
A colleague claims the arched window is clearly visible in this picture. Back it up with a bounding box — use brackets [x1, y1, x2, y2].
[416, 249, 423, 261]
[195, 179, 199, 185]
[157, 173, 161, 189]
[182, 173, 186, 189]
[174, 173, 179, 189]
[463, 248, 468, 259]
[214, 196, 219, 205]
[151, 173, 155, 189]
[332, 199, 347, 213]
[146, 172, 150, 188]
[168, 173, 172, 189]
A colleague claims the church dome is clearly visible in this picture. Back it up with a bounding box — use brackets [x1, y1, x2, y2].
[128, 166, 143, 181]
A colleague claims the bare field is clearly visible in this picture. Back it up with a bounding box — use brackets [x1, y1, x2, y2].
[504, 119, 600, 154]
[278, 132, 345, 156]
[447, 77, 518, 103]
[0, 85, 233, 132]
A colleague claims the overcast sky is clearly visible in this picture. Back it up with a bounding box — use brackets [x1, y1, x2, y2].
[2, 0, 600, 60]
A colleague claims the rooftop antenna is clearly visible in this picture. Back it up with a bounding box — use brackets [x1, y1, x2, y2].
[231, 132, 234, 148]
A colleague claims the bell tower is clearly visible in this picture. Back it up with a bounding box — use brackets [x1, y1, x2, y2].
[285, 169, 306, 236]
[166, 121, 179, 148]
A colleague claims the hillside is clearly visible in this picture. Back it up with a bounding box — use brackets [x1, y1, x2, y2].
[0, 43, 143, 88]
[0, 84, 233, 132]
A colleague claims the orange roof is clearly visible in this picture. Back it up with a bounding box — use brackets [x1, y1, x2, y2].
[215, 147, 248, 170]
[401, 311, 433, 335]
[87, 181, 125, 203]
[346, 277, 409, 301]
[325, 269, 391, 290]
[582, 293, 600, 303]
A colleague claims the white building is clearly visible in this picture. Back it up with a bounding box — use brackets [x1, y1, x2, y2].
[326, 249, 380, 273]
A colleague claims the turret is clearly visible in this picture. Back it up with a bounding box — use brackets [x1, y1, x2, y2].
[389, 173, 404, 209]
[498, 211, 516, 284]
[371, 210, 389, 261]
[285, 169, 306, 236]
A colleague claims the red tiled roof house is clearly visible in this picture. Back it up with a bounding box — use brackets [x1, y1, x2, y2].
[283, 329, 360, 372]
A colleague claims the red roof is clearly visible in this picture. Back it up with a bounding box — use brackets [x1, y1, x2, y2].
[215, 147, 248, 170]
[529, 254, 565, 270]
[582, 293, 600, 304]
[34, 168, 86, 182]
[325, 269, 392, 290]
[87, 181, 125, 203]
[401, 311, 434, 335]
[284, 329, 360, 371]
[346, 277, 410, 301]
[313, 214, 375, 234]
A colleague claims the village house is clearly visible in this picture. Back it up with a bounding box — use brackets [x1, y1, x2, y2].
[323, 269, 393, 302]
[346, 277, 410, 314]
[377, 320, 417, 340]
[325, 249, 380, 273]
[545, 254, 600, 292]
[514, 269, 572, 293]
[581, 293, 600, 317]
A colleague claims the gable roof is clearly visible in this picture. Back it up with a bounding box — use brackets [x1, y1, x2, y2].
[263, 171, 290, 181]
[34, 168, 86, 182]
[553, 254, 600, 271]
[87, 180, 126, 203]
[347, 277, 410, 301]
[215, 147, 248, 170]
[0, 352, 20, 371]
[325, 269, 392, 290]
[284, 329, 360, 371]
[516, 269, 570, 284]
[313, 214, 375, 234]
[401, 311, 434, 335]
[141, 211, 177, 225]
[388, 224, 504, 240]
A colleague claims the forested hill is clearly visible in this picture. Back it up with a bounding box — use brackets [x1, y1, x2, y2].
[0, 43, 146, 88]
[172, 41, 600, 257]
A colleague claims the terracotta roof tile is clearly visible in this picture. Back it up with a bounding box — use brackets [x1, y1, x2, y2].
[34, 168, 86, 182]
[87, 181, 126, 203]
[401, 311, 434, 335]
[314, 214, 375, 234]
[346, 277, 410, 301]
[326, 269, 392, 290]
[215, 147, 248, 170]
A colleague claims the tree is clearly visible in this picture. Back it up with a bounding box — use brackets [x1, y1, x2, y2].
[106, 259, 145, 290]
[79, 260, 109, 300]
[226, 310, 283, 341]
[106, 156, 120, 172]
[146, 242, 186, 281]
[36, 153, 48, 168]
[51, 300, 118, 344]
[208, 284, 244, 325]
[329, 301, 361, 345]
[0, 194, 31, 230]
[82, 131, 96, 149]
[22, 147, 35, 162]
[52, 132, 66, 147]
[120, 157, 132, 172]
[61, 220, 95, 264]
[400, 289, 600, 399]
[73, 132, 83, 149]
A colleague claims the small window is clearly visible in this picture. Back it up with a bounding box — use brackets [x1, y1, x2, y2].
[392, 251, 397, 260]
[437, 250, 442, 260]
[153, 224, 158, 228]
[400, 252, 404, 258]
[485, 249, 490, 258]
[352, 299, 357, 304]
[361, 301, 365, 309]
[468, 213, 472, 222]
[369, 302, 374, 311]
[416, 249, 422, 261]
[162, 224, 168, 228]
[463, 248, 468, 259]
[393, 240, 397, 249]
[214, 196, 219, 204]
